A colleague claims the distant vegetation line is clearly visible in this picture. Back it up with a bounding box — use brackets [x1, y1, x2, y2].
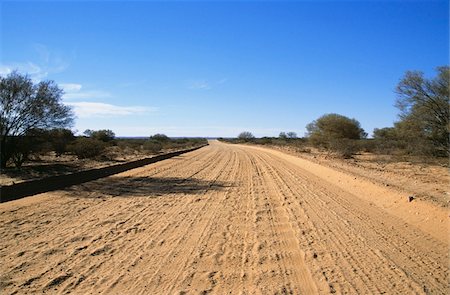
[222, 66, 449, 161]
[0, 66, 448, 169]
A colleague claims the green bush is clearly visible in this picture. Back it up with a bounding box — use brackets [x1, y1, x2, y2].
[306, 113, 367, 148]
[328, 138, 359, 158]
[47, 128, 75, 156]
[258, 137, 273, 145]
[150, 134, 170, 143]
[237, 131, 255, 142]
[68, 138, 106, 159]
[306, 113, 366, 157]
[143, 140, 163, 153]
[84, 129, 115, 142]
[395, 66, 449, 156]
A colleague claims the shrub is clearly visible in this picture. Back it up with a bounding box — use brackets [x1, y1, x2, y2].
[328, 138, 359, 158]
[306, 113, 366, 147]
[47, 128, 75, 156]
[150, 134, 170, 143]
[84, 129, 115, 142]
[238, 131, 255, 141]
[68, 138, 106, 159]
[286, 132, 297, 139]
[306, 113, 366, 157]
[358, 139, 376, 153]
[143, 140, 162, 153]
[258, 137, 273, 145]
[10, 136, 34, 169]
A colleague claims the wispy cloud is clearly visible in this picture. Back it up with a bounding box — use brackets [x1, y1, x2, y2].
[0, 62, 49, 81]
[217, 78, 228, 84]
[65, 101, 156, 118]
[186, 78, 228, 90]
[61, 83, 111, 100]
[187, 80, 211, 90]
[0, 44, 70, 81]
[60, 83, 82, 92]
[64, 90, 112, 100]
[61, 83, 152, 118]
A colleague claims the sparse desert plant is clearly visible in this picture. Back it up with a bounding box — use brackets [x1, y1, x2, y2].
[117, 138, 145, 151]
[47, 128, 75, 156]
[84, 129, 115, 142]
[10, 135, 35, 169]
[150, 133, 170, 143]
[328, 138, 359, 158]
[238, 131, 255, 141]
[259, 137, 273, 145]
[357, 139, 376, 153]
[68, 137, 106, 159]
[286, 132, 297, 139]
[143, 140, 163, 153]
[372, 127, 403, 155]
[306, 113, 366, 153]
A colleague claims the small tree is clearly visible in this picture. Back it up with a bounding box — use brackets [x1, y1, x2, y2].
[238, 131, 255, 141]
[87, 129, 115, 142]
[306, 113, 366, 157]
[373, 127, 397, 140]
[47, 128, 75, 156]
[143, 140, 162, 153]
[150, 133, 170, 143]
[395, 66, 449, 156]
[0, 71, 74, 168]
[7, 128, 50, 168]
[279, 132, 287, 139]
[10, 134, 35, 169]
[286, 132, 297, 139]
[83, 129, 93, 137]
[68, 138, 106, 159]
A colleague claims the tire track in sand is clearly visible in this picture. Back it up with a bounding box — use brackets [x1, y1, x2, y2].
[1, 141, 448, 294]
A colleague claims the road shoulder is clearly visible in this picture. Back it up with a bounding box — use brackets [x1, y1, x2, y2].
[235, 143, 449, 244]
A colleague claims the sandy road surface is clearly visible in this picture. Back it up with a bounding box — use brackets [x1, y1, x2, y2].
[1, 141, 448, 294]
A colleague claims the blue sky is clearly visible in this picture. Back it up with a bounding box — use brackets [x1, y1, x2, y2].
[1, 0, 448, 137]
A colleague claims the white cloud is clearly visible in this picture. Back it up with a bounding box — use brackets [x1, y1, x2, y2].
[63, 90, 111, 100]
[66, 101, 155, 118]
[60, 83, 111, 100]
[60, 83, 82, 92]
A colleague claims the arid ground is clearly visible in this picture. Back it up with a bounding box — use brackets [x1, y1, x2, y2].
[0, 140, 448, 294]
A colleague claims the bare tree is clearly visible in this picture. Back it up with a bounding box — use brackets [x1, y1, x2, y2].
[0, 71, 74, 168]
[286, 131, 297, 139]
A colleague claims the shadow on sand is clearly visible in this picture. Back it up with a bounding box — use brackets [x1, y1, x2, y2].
[66, 176, 231, 198]
[0, 145, 208, 203]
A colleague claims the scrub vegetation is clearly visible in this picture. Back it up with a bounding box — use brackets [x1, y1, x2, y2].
[221, 66, 449, 162]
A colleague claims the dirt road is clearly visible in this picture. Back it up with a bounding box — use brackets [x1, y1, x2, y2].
[1, 141, 448, 294]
